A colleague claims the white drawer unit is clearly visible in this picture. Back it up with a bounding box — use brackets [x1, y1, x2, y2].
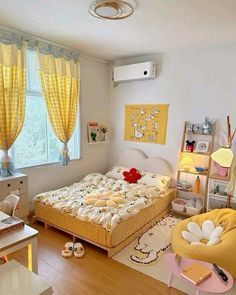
[0, 173, 29, 220]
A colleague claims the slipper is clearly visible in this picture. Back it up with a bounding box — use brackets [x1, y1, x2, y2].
[74, 243, 85, 258]
[62, 242, 74, 258]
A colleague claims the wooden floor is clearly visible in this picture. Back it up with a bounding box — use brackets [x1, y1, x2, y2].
[9, 221, 185, 295]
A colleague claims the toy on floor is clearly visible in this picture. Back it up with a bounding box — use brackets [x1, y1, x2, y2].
[62, 242, 85, 258]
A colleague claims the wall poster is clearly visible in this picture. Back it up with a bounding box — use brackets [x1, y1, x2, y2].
[124, 104, 169, 144]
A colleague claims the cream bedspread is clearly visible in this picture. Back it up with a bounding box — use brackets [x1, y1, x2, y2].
[34, 173, 164, 232]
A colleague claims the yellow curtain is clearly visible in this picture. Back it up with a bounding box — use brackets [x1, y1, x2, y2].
[0, 44, 26, 176]
[38, 52, 79, 165]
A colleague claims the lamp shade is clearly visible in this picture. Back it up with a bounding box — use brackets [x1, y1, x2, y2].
[211, 147, 234, 168]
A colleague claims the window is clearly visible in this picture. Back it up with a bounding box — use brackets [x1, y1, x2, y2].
[9, 49, 80, 169]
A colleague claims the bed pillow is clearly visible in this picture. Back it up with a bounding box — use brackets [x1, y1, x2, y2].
[105, 166, 130, 180]
[138, 171, 171, 192]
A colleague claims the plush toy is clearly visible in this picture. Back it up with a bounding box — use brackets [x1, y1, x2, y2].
[185, 140, 195, 152]
[123, 168, 141, 184]
[84, 192, 125, 207]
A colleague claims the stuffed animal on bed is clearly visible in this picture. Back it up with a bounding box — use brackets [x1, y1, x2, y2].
[84, 192, 125, 207]
[123, 168, 141, 184]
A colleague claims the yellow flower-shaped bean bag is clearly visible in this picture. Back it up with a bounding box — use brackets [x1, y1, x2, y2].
[171, 209, 236, 278]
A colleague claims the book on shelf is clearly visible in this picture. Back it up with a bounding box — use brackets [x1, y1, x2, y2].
[0, 212, 24, 235]
[181, 263, 212, 285]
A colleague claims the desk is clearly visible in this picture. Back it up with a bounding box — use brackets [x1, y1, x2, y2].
[0, 260, 52, 295]
[0, 225, 38, 273]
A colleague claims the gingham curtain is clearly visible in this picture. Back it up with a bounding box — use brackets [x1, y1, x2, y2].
[0, 43, 26, 176]
[37, 51, 79, 165]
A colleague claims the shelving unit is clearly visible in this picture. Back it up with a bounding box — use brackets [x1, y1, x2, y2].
[173, 121, 216, 217]
[207, 174, 236, 211]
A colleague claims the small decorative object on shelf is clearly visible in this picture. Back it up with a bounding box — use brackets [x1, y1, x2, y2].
[202, 117, 214, 135]
[194, 166, 208, 173]
[195, 141, 209, 153]
[87, 122, 109, 143]
[185, 117, 215, 135]
[177, 181, 192, 192]
[193, 176, 201, 194]
[185, 140, 195, 152]
[100, 125, 108, 141]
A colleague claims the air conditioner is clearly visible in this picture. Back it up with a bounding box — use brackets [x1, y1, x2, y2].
[113, 61, 157, 83]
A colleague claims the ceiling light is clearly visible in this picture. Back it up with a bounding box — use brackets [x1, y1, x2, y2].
[89, 0, 134, 20]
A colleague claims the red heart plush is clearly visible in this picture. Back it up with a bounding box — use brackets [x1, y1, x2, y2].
[123, 168, 141, 184]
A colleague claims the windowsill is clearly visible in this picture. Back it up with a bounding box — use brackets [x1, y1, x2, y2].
[16, 157, 81, 171]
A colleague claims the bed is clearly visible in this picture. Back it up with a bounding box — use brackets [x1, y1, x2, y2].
[34, 149, 176, 257]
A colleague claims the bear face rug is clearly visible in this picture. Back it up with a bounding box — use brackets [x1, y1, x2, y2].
[130, 214, 181, 265]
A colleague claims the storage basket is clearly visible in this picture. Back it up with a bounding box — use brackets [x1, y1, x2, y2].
[172, 198, 187, 212]
[186, 206, 202, 215]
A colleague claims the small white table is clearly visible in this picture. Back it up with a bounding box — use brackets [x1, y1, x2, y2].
[0, 225, 38, 273]
[0, 260, 52, 295]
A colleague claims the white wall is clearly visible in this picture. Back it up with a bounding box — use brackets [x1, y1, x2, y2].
[20, 56, 111, 208]
[109, 47, 236, 172]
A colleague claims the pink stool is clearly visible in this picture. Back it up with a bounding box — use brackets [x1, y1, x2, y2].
[165, 253, 234, 295]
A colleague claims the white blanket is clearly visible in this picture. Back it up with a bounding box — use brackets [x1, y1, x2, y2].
[34, 173, 163, 232]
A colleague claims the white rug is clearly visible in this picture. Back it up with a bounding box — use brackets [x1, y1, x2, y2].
[113, 215, 236, 295]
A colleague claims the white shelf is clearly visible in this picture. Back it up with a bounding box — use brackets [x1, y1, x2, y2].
[177, 189, 204, 199]
[88, 141, 109, 145]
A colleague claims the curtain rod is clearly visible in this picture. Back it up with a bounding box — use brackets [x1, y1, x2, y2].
[0, 26, 111, 64]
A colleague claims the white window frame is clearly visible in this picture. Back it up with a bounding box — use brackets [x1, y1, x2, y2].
[9, 49, 81, 169]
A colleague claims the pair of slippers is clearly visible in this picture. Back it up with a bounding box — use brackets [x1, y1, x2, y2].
[62, 242, 85, 258]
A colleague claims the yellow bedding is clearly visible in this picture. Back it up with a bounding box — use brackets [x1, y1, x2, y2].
[35, 188, 175, 248]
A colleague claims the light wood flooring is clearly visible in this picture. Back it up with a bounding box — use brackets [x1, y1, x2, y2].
[9, 221, 184, 295]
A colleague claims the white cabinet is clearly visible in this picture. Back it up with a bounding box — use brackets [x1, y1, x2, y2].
[207, 174, 236, 211]
[0, 173, 29, 220]
[0, 260, 52, 295]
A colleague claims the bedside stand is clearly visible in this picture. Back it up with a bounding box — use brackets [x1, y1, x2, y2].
[0, 173, 29, 221]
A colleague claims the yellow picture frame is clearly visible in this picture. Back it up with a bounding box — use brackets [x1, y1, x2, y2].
[124, 104, 169, 144]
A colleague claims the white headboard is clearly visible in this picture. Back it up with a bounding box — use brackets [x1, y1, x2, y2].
[115, 148, 175, 185]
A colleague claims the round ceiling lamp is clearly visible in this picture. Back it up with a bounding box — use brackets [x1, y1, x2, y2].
[89, 0, 134, 20]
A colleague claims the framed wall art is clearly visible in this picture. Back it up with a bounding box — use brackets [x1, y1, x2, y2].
[124, 104, 169, 144]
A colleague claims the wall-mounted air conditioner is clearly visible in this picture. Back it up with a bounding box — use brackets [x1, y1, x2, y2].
[113, 61, 157, 84]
